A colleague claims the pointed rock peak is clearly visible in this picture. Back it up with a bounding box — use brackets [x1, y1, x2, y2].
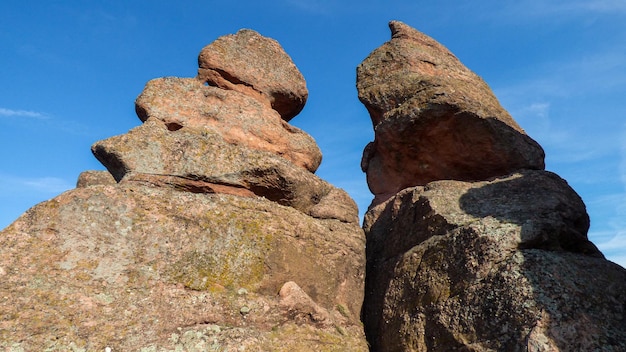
[197, 29, 308, 121]
[358, 21, 545, 204]
[388, 20, 417, 39]
[388, 20, 456, 57]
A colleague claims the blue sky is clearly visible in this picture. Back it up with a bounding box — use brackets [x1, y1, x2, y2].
[1, 1, 625, 267]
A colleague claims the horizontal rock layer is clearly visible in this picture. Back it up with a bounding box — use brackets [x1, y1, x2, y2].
[92, 118, 358, 224]
[135, 77, 321, 173]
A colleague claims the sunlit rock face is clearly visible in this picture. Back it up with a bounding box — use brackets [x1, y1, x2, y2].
[359, 21, 626, 352]
[358, 20, 544, 207]
[0, 29, 368, 351]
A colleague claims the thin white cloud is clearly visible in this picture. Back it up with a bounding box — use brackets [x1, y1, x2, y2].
[585, 124, 626, 268]
[0, 174, 73, 194]
[0, 107, 48, 119]
[21, 177, 74, 193]
[496, 51, 626, 103]
[560, 0, 626, 14]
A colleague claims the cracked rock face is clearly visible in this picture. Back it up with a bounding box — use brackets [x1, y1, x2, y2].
[359, 21, 626, 352]
[0, 29, 367, 351]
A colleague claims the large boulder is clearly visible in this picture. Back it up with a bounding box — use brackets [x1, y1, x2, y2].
[197, 29, 308, 121]
[358, 21, 625, 352]
[358, 21, 545, 205]
[362, 170, 625, 351]
[135, 77, 321, 173]
[0, 184, 366, 351]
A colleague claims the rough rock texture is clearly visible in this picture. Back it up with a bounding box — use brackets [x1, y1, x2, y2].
[76, 170, 116, 188]
[358, 21, 545, 205]
[0, 29, 367, 351]
[198, 29, 308, 121]
[362, 171, 626, 351]
[135, 77, 321, 173]
[359, 21, 626, 352]
[1, 186, 366, 351]
[92, 118, 357, 224]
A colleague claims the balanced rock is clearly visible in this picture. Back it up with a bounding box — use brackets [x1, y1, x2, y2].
[358, 21, 545, 205]
[362, 171, 624, 351]
[198, 29, 308, 121]
[0, 29, 367, 350]
[135, 77, 321, 172]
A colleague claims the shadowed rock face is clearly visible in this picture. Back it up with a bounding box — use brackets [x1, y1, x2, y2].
[359, 21, 626, 352]
[0, 29, 367, 351]
[362, 171, 625, 351]
[358, 21, 545, 206]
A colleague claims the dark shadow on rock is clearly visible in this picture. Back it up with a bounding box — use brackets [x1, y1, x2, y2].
[459, 170, 601, 258]
[362, 170, 626, 351]
[361, 188, 456, 351]
[458, 170, 626, 351]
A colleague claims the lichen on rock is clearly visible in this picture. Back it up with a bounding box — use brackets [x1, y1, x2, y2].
[0, 28, 367, 351]
[359, 21, 626, 352]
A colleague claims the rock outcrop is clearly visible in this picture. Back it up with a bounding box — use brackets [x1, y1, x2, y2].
[359, 21, 626, 351]
[0, 29, 367, 351]
[358, 21, 545, 206]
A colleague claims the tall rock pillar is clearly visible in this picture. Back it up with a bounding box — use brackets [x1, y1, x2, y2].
[358, 21, 626, 351]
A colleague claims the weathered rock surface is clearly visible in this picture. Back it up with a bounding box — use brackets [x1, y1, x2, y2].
[363, 171, 626, 351]
[76, 170, 116, 188]
[198, 29, 308, 121]
[135, 77, 321, 173]
[1, 28, 367, 350]
[92, 117, 358, 224]
[359, 21, 626, 352]
[358, 21, 545, 205]
[0, 185, 366, 351]
[362, 170, 625, 351]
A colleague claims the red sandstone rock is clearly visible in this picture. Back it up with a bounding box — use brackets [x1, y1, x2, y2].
[135, 77, 321, 173]
[0, 27, 367, 351]
[92, 118, 358, 224]
[358, 21, 545, 205]
[197, 29, 308, 121]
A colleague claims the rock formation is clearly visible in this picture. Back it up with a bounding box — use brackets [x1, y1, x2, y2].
[0, 29, 367, 351]
[359, 21, 626, 351]
[358, 21, 545, 206]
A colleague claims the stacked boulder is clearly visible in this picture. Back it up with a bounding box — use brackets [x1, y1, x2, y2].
[359, 21, 626, 351]
[0, 30, 367, 351]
